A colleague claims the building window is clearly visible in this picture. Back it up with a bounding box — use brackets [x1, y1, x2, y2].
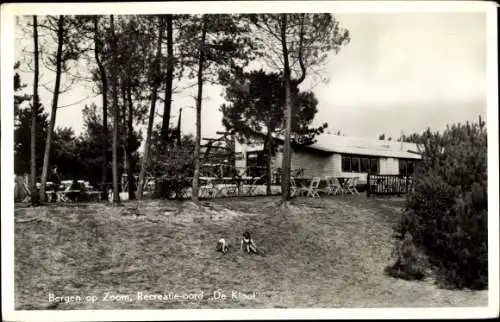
[351, 158, 360, 172]
[369, 158, 379, 174]
[399, 160, 407, 176]
[342, 155, 379, 174]
[408, 161, 414, 175]
[399, 159, 415, 176]
[360, 158, 370, 173]
[342, 156, 351, 172]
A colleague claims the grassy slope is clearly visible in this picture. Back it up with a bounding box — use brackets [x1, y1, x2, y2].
[14, 196, 488, 310]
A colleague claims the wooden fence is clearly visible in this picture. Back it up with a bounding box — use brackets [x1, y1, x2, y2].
[367, 174, 414, 197]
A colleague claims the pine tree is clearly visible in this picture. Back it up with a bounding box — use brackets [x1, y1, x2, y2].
[14, 103, 47, 175]
[219, 69, 327, 194]
[395, 116, 487, 289]
[247, 14, 350, 204]
[177, 14, 255, 201]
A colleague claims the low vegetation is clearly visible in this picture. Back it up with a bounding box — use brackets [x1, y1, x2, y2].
[388, 118, 488, 290]
[15, 196, 487, 310]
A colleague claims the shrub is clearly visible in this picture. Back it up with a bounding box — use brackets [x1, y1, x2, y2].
[393, 117, 488, 289]
[385, 232, 428, 281]
[148, 133, 196, 198]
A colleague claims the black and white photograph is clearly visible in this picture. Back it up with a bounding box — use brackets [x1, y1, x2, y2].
[1, 1, 498, 321]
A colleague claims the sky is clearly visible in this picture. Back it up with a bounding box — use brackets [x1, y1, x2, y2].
[13, 10, 488, 143]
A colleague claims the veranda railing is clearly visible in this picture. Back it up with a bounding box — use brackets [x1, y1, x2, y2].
[366, 174, 414, 197]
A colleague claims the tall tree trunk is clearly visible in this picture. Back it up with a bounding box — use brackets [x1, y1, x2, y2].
[94, 16, 108, 194]
[121, 83, 128, 193]
[110, 15, 120, 203]
[137, 16, 166, 199]
[191, 16, 207, 202]
[31, 15, 39, 205]
[161, 14, 174, 143]
[126, 84, 135, 200]
[176, 107, 182, 146]
[39, 15, 64, 202]
[266, 127, 272, 196]
[280, 14, 292, 205]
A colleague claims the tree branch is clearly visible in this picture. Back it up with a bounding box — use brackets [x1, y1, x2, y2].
[293, 14, 307, 86]
[58, 95, 96, 109]
[261, 16, 282, 42]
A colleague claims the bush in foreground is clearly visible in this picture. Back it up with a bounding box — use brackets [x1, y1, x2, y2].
[391, 117, 487, 290]
[385, 232, 428, 281]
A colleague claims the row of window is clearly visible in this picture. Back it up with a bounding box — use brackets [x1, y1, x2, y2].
[246, 151, 415, 176]
[341, 156, 379, 174]
[341, 155, 415, 175]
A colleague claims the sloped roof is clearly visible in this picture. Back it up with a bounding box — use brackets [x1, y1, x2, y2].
[307, 134, 422, 159]
[236, 134, 422, 159]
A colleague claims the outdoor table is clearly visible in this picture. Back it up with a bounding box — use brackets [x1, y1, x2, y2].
[242, 175, 268, 196]
[294, 177, 312, 189]
[234, 176, 260, 196]
[57, 190, 83, 202]
[213, 177, 240, 197]
[335, 177, 348, 195]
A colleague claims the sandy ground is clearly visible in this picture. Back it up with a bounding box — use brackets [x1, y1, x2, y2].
[14, 195, 488, 310]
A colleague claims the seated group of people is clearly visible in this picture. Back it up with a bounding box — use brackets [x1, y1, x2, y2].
[48, 166, 89, 202]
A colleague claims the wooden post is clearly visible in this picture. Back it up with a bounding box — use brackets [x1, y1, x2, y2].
[367, 173, 371, 197]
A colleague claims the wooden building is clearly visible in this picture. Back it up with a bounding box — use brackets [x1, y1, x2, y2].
[235, 134, 422, 184]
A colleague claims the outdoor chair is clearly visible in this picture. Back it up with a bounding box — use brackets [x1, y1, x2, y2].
[199, 179, 217, 199]
[293, 168, 305, 178]
[218, 178, 239, 197]
[323, 176, 341, 196]
[246, 176, 264, 196]
[290, 177, 298, 197]
[298, 177, 321, 198]
[344, 177, 359, 195]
